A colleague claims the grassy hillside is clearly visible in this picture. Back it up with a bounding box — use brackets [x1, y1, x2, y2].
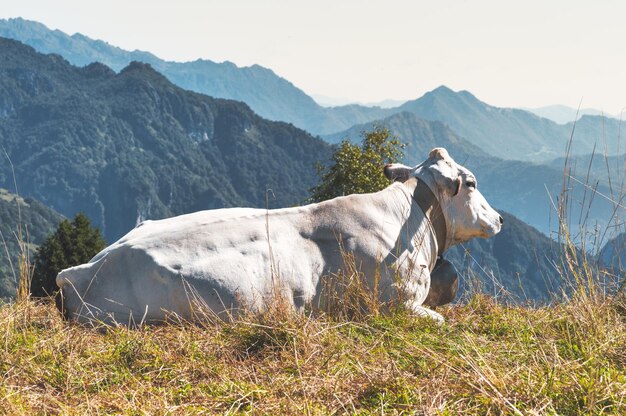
[3, 207, 624, 414]
[1, 285, 624, 414]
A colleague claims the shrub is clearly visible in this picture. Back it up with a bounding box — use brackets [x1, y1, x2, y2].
[30, 213, 105, 297]
[309, 125, 404, 202]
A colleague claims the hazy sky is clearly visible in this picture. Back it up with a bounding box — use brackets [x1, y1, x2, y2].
[2, 0, 625, 114]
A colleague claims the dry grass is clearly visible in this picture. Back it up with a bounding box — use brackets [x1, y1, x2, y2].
[2, 123, 625, 414]
[1, 210, 625, 414]
[0, 287, 624, 415]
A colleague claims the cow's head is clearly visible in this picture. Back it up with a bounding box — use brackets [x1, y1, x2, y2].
[384, 148, 502, 246]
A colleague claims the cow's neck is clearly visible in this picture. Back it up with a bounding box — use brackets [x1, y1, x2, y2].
[403, 177, 448, 256]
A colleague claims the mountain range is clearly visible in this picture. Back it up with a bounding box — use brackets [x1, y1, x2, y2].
[0, 17, 393, 135]
[0, 37, 332, 242]
[2, 17, 625, 162]
[447, 211, 565, 302]
[325, 111, 619, 239]
[524, 105, 619, 125]
[395, 87, 625, 161]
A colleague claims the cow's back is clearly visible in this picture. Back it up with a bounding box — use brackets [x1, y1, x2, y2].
[56, 206, 321, 325]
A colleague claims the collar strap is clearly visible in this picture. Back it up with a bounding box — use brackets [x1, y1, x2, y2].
[411, 178, 448, 256]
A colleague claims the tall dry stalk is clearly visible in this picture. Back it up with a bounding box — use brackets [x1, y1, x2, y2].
[2, 147, 34, 303]
[554, 109, 625, 309]
[15, 224, 33, 303]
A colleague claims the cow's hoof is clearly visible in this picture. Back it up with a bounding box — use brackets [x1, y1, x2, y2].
[411, 305, 445, 324]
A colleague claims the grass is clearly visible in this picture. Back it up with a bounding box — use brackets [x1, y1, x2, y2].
[1, 123, 625, 414]
[0, 288, 624, 414]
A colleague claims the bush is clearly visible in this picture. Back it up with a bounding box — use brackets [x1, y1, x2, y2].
[309, 125, 404, 202]
[30, 213, 105, 297]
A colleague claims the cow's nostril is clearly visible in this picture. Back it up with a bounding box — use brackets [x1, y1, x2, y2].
[499, 216, 504, 225]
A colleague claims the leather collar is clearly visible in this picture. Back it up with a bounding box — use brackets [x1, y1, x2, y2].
[411, 177, 448, 256]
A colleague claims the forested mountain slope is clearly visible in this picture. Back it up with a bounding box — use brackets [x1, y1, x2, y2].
[0, 37, 333, 241]
[0, 18, 392, 135]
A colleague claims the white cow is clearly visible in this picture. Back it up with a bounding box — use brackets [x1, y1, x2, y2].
[56, 148, 502, 325]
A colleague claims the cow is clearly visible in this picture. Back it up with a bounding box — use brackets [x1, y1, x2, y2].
[56, 148, 502, 325]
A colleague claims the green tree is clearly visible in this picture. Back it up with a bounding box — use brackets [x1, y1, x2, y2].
[309, 125, 405, 202]
[31, 213, 106, 297]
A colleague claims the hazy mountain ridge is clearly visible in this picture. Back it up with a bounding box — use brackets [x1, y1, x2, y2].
[323, 111, 490, 161]
[548, 153, 625, 190]
[600, 233, 626, 275]
[397, 86, 624, 161]
[325, 111, 618, 237]
[0, 37, 333, 241]
[523, 105, 618, 125]
[447, 211, 564, 301]
[2, 18, 624, 161]
[0, 17, 393, 135]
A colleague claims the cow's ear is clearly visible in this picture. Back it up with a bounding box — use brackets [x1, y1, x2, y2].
[384, 163, 413, 182]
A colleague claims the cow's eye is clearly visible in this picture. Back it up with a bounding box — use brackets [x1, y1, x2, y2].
[466, 181, 476, 189]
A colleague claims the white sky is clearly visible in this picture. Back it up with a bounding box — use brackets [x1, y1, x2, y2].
[1, 0, 626, 114]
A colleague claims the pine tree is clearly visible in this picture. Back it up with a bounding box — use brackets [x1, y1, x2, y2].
[31, 213, 106, 297]
[309, 125, 405, 202]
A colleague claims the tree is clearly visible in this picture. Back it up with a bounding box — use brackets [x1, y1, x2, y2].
[309, 125, 405, 202]
[31, 213, 106, 297]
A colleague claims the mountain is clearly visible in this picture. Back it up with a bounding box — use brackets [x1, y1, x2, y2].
[599, 233, 626, 277]
[362, 99, 407, 108]
[312, 94, 406, 109]
[0, 37, 333, 241]
[0, 188, 64, 298]
[3, 19, 624, 161]
[523, 105, 614, 125]
[398, 86, 625, 161]
[447, 211, 565, 302]
[547, 153, 625, 190]
[324, 111, 491, 162]
[0, 17, 392, 135]
[325, 112, 618, 237]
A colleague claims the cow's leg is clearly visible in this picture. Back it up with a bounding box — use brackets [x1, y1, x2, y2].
[406, 302, 445, 323]
[390, 253, 445, 323]
[423, 258, 458, 307]
[394, 266, 445, 324]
